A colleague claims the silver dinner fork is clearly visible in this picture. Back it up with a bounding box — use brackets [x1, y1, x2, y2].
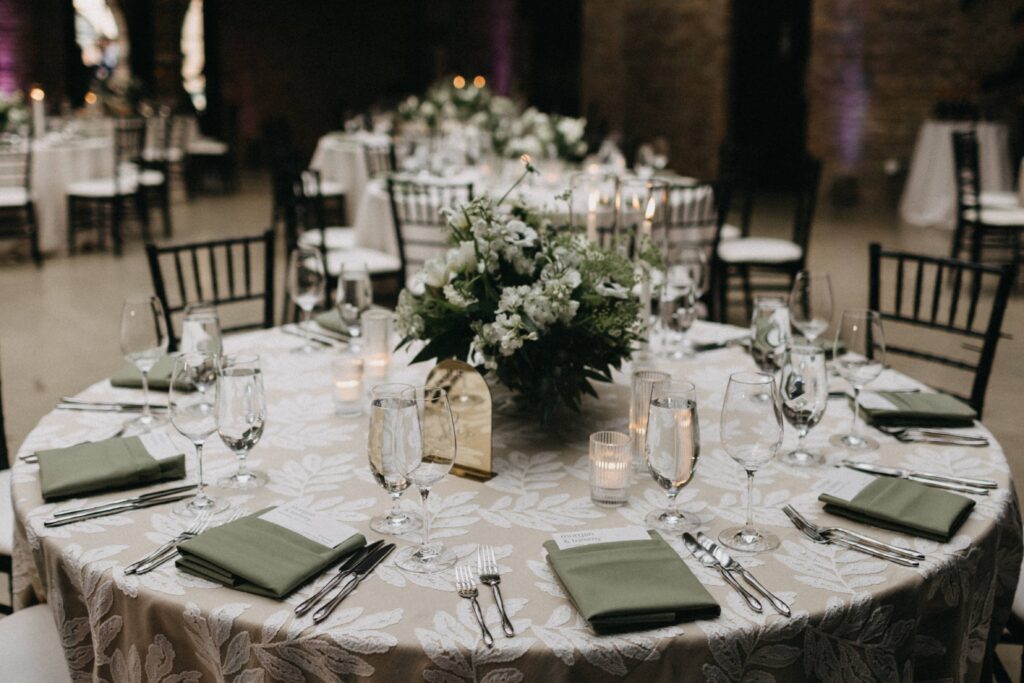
[124, 510, 216, 575]
[783, 505, 924, 561]
[477, 546, 514, 637]
[455, 565, 494, 648]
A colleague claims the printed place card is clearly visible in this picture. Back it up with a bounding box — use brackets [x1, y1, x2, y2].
[552, 526, 650, 550]
[818, 467, 877, 503]
[259, 504, 359, 548]
[138, 431, 183, 461]
[857, 392, 899, 411]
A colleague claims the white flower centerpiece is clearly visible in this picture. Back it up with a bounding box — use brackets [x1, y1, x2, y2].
[397, 162, 648, 421]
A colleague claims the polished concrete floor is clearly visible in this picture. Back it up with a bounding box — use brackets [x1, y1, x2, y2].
[1, 174, 1023, 669]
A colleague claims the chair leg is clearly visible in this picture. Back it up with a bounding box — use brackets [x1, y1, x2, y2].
[67, 197, 77, 255]
[112, 198, 123, 256]
[27, 202, 42, 267]
[741, 266, 753, 322]
[161, 185, 173, 237]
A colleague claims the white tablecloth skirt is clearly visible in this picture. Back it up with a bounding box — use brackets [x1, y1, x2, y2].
[309, 132, 391, 224]
[32, 138, 115, 253]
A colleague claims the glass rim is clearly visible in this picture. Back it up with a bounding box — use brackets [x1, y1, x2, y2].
[370, 382, 413, 399]
[632, 369, 671, 382]
[361, 309, 392, 321]
[174, 350, 218, 364]
[589, 430, 630, 448]
[728, 370, 775, 385]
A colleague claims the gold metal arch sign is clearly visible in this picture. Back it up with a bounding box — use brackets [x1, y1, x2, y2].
[425, 359, 494, 481]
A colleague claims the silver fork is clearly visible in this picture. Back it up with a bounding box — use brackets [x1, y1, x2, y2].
[455, 565, 494, 648]
[477, 546, 514, 637]
[783, 505, 924, 561]
[126, 510, 223, 575]
[782, 506, 919, 567]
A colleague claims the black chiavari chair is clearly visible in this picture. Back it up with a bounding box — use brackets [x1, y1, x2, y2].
[363, 141, 397, 177]
[0, 138, 40, 265]
[387, 177, 474, 285]
[0, 344, 12, 613]
[663, 180, 732, 320]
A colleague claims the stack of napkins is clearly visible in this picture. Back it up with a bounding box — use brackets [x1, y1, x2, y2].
[544, 528, 719, 634]
[857, 391, 976, 428]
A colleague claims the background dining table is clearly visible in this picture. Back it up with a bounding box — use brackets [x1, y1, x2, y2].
[10, 321, 1021, 681]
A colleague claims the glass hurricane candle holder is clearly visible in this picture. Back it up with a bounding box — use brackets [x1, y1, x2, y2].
[362, 310, 392, 379]
[630, 370, 671, 474]
[590, 431, 632, 506]
[331, 354, 365, 417]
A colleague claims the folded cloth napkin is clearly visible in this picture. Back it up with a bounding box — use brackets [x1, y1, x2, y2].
[819, 476, 975, 542]
[313, 310, 349, 336]
[543, 531, 719, 634]
[176, 508, 366, 598]
[110, 356, 178, 391]
[857, 391, 977, 428]
[37, 436, 186, 501]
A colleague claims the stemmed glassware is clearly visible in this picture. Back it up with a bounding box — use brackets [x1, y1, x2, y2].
[180, 303, 223, 357]
[367, 383, 422, 536]
[335, 264, 373, 339]
[170, 352, 227, 518]
[660, 248, 705, 358]
[394, 386, 457, 574]
[216, 353, 267, 489]
[288, 247, 326, 353]
[719, 371, 784, 553]
[779, 344, 828, 466]
[120, 296, 169, 432]
[830, 309, 886, 451]
[644, 380, 702, 531]
[749, 297, 791, 373]
[787, 272, 833, 343]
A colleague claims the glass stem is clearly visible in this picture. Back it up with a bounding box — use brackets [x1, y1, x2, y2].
[195, 442, 206, 499]
[302, 309, 312, 349]
[851, 386, 862, 440]
[420, 488, 431, 551]
[667, 489, 680, 516]
[797, 427, 808, 452]
[388, 492, 405, 522]
[236, 449, 249, 478]
[745, 470, 755, 530]
[140, 369, 151, 421]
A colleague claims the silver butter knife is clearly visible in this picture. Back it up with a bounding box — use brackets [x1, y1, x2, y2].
[53, 484, 198, 518]
[43, 492, 195, 527]
[695, 532, 791, 617]
[682, 533, 762, 613]
[842, 460, 993, 495]
[312, 543, 396, 623]
[61, 397, 169, 411]
[295, 540, 384, 616]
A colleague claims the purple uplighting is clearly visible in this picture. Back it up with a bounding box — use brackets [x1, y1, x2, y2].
[833, 0, 868, 172]
[490, 0, 514, 95]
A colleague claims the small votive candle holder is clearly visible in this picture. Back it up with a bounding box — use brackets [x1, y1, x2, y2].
[362, 310, 392, 379]
[590, 431, 632, 506]
[331, 354, 364, 417]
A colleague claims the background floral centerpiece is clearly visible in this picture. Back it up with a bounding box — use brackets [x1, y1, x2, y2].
[0, 91, 29, 133]
[397, 168, 644, 421]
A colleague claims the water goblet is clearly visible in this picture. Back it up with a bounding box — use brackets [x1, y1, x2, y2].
[170, 352, 228, 518]
[367, 383, 422, 536]
[750, 297, 791, 373]
[288, 247, 326, 353]
[335, 264, 373, 339]
[644, 380, 703, 531]
[120, 295, 169, 432]
[216, 353, 267, 489]
[779, 344, 828, 466]
[788, 271, 833, 343]
[830, 309, 886, 451]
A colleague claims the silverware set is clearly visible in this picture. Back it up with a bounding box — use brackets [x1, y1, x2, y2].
[782, 505, 924, 567]
[873, 426, 990, 448]
[43, 484, 198, 527]
[456, 565, 495, 648]
[282, 324, 348, 348]
[58, 397, 169, 413]
[682, 532, 791, 615]
[477, 546, 515, 638]
[842, 460, 996, 495]
[293, 541, 395, 623]
[683, 533, 763, 613]
[124, 510, 218, 574]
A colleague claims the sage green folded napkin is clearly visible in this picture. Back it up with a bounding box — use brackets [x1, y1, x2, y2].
[819, 476, 975, 542]
[543, 531, 720, 634]
[313, 310, 350, 336]
[37, 436, 186, 501]
[110, 356, 177, 391]
[857, 391, 977, 428]
[176, 508, 366, 598]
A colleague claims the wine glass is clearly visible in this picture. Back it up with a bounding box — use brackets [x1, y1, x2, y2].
[394, 386, 457, 573]
[170, 352, 227, 517]
[830, 310, 886, 451]
[644, 380, 703, 531]
[216, 353, 267, 489]
[718, 371, 784, 553]
[120, 296, 169, 432]
[367, 383, 422, 536]
[788, 272, 833, 343]
[288, 247, 326, 353]
[180, 302, 223, 357]
[779, 344, 828, 467]
[335, 264, 373, 339]
[750, 297, 791, 374]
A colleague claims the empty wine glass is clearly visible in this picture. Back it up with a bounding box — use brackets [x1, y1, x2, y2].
[335, 264, 373, 339]
[830, 309, 886, 451]
[788, 272, 833, 343]
[180, 302, 223, 357]
[660, 262, 702, 358]
[644, 380, 703, 531]
[367, 383, 422, 536]
[779, 344, 828, 467]
[750, 297, 791, 374]
[170, 352, 227, 518]
[216, 353, 267, 489]
[288, 247, 326, 353]
[394, 386, 457, 573]
[120, 296, 169, 432]
[719, 371, 783, 553]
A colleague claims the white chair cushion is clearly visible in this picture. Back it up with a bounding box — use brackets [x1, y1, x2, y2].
[138, 169, 166, 186]
[0, 187, 29, 208]
[980, 191, 1020, 210]
[298, 227, 357, 250]
[720, 223, 741, 241]
[717, 237, 803, 264]
[302, 176, 346, 198]
[325, 247, 401, 276]
[142, 147, 184, 163]
[66, 177, 138, 197]
[0, 604, 71, 682]
[187, 138, 228, 156]
[0, 469, 11, 555]
[964, 207, 1024, 226]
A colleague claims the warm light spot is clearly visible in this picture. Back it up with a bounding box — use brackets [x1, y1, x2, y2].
[84, 91, 97, 104]
[452, 75, 466, 89]
[29, 87, 44, 101]
[644, 196, 657, 220]
[473, 75, 486, 88]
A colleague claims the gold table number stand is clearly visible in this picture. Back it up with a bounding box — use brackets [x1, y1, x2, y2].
[425, 359, 495, 481]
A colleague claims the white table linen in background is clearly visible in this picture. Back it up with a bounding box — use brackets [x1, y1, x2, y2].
[309, 132, 392, 224]
[899, 120, 1013, 228]
[32, 137, 115, 253]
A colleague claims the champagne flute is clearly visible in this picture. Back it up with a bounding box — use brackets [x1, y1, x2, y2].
[368, 383, 422, 536]
[830, 309, 886, 451]
[788, 272, 833, 343]
[180, 302, 223, 357]
[120, 296, 169, 432]
[779, 344, 828, 466]
[394, 386, 457, 573]
[750, 297, 791, 373]
[288, 247, 326, 353]
[644, 380, 703, 531]
[335, 264, 373, 339]
[718, 371, 783, 553]
[216, 353, 267, 489]
[170, 352, 227, 517]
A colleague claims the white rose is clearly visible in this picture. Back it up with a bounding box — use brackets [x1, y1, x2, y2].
[419, 258, 449, 288]
[446, 241, 477, 273]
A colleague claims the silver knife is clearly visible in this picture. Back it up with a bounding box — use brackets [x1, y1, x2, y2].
[842, 460, 993, 495]
[681, 533, 762, 613]
[695, 532, 791, 617]
[312, 543, 395, 623]
[295, 540, 384, 616]
[61, 397, 169, 411]
[43, 492, 195, 527]
[53, 484, 198, 517]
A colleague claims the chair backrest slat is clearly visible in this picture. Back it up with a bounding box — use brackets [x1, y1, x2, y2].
[363, 142, 397, 177]
[387, 177, 474, 282]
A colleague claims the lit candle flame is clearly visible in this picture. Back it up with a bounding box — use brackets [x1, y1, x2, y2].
[473, 75, 486, 88]
[453, 75, 466, 89]
[84, 91, 97, 105]
[29, 87, 44, 101]
[644, 196, 657, 221]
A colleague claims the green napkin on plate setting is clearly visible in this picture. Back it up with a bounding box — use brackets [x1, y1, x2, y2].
[37, 436, 186, 501]
[543, 531, 720, 634]
[313, 309, 350, 336]
[857, 391, 977, 428]
[176, 507, 366, 598]
[110, 356, 178, 391]
[819, 476, 975, 542]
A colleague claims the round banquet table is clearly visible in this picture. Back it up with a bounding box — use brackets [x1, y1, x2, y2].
[11, 321, 1022, 681]
[309, 132, 392, 225]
